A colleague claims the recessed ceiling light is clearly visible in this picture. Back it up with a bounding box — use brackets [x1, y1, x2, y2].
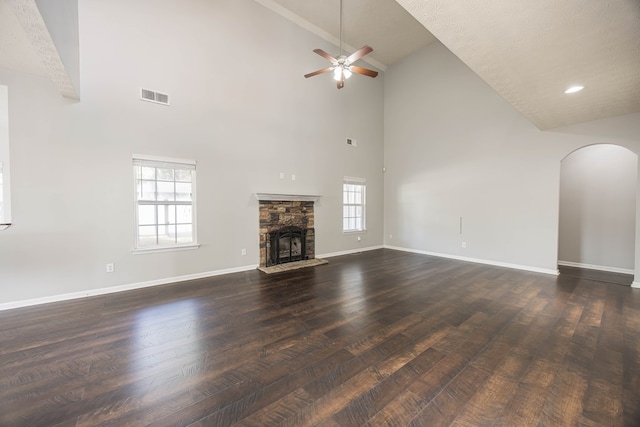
[564, 85, 585, 94]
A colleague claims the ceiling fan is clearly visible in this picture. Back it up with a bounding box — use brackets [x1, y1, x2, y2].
[304, 0, 379, 89]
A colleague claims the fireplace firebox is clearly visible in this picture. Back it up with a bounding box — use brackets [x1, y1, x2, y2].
[267, 226, 308, 266]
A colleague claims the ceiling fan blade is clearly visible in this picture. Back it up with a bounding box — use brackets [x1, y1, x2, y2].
[350, 65, 378, 78]
[346, 45, 373, 64]
[313, 49, 337, 63]
[304, 67, 334, 78]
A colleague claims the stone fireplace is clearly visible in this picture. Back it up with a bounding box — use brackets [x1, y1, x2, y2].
[256, 194, 319, 268]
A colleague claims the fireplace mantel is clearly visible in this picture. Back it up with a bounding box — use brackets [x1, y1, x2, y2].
[254, 193, 321, 202]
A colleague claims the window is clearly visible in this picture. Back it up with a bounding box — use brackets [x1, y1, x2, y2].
[343, 177, 366, 232]
[0, 84, 10, 229]
[133, 155, 197, 251]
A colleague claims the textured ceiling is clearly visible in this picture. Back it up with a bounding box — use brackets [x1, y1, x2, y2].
[0, 0, 78, 99]
[0, 0, 46, 76]
[262, 0, 640, 129]
[396, 0, 640, 129]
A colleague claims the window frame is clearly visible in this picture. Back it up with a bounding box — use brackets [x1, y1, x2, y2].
[342, 177, 366, 233]
[132, 154, 199, 253]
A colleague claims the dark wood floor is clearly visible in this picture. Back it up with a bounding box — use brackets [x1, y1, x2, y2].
[558, 264, 634, 286]
[2, 249, 640, 426]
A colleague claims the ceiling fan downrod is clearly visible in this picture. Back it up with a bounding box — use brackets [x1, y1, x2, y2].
[303, 0, 379, 89]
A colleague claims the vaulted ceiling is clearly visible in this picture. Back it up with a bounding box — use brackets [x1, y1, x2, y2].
[0, 0, 46, 76]
[261, 0, 640, 130]
[1, 0, 639, 129]
[0, 0, 78, 99]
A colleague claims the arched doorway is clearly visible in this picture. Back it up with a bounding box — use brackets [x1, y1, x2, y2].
[558, 144, 637, 284]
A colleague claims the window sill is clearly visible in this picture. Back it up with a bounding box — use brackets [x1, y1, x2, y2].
[132, 243, 200, 254]
[343, 230, 366, 234]
[0, 223, 11, 231]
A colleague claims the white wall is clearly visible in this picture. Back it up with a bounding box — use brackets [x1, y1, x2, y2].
[0, 0, 384, 305]
[384, 41, 640, 273]
[558, 144, 637, 271]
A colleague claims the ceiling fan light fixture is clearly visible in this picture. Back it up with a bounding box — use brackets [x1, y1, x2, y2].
[333, 67, 342, 81]
[332, 65, 352, 81]
[564, 85, 585, 94]
[303, 0, 377, 88]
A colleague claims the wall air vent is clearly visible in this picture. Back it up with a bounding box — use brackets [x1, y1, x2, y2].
[140, 88, 170, 106]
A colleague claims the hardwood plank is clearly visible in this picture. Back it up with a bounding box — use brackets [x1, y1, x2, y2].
[407, 365, 490, 427]
[492, 383, 547, 427]
[448, 373, 518, 426]
[364, 390, 427, 427]
[622, 289, 640, 426]
[332, 347, 446, 426]
[0, 249, 639, 426]
[559, 265, 633, 286]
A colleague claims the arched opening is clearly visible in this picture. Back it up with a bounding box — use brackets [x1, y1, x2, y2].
[558, 144, 637, 284]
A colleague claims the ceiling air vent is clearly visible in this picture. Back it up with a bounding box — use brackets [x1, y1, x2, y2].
[140, 88, 170, 106]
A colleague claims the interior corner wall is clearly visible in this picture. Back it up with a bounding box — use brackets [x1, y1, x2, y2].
[383, 41, 640, 272]
[0, 0, 384, 305]
[0, 85, 9, 223]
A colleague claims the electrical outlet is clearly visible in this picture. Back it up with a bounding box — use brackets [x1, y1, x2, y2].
[279, 172, 284, 179]
[106, 263, 114, 273]
[357, 236, 361, 241]
[461, 242, 467, 248]
[291, 174, 296, 181]
[241, 248, 246, 256]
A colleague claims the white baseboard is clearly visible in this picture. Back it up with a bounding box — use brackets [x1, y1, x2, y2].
[632, 282, 640, 289]
[0, 246, 585, 311]
[317, 245, 384, 259]
[0, 246, 386, 311]
[0, 264, 259, 312]
[557, 260, 634, 276]
[0, 246, 387, 312]
[384, 245, 559, 276]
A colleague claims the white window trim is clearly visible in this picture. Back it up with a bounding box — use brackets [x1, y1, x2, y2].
[132, 244, 199, 255]
[343, 176, 366, 233]
[132, 154, 199, 253]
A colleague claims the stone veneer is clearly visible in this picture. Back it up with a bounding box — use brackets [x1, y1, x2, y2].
[259, 200, 315, 267]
